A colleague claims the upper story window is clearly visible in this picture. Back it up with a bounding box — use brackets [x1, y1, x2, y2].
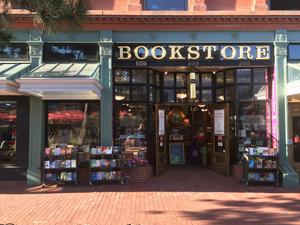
[0, 43, 29, 61]
[144, 0, 188, 10]
[43, 43, 99, 62]
[270, 0, 300, 10]
[288, 45, 300, 60]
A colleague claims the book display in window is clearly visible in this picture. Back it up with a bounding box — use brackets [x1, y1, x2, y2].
[43, 145, 78, 185]
[242, 147, 279, 186]
[89, 146, 122, 184]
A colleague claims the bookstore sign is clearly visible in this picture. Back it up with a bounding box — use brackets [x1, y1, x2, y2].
[113, 43, 273, 67]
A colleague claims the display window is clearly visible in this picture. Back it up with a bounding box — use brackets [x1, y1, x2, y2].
[47, 101, 100, 147]
[114, 104, 147, 151]
[0, 101, 17, 164]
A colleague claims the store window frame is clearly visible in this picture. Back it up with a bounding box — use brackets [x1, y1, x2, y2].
[45, 100, 101, 148]
[0, 43, 29, 61]
[143, 0, 188, 11]
[288, 44, 300, 61]
[0, 96, 29, 169]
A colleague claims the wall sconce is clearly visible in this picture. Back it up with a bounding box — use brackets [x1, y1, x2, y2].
[115, 95, 125, 101]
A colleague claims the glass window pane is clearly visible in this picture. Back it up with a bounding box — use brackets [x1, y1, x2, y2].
[0, 101, 17, 164]
[238, 102, 267, 147]
[216, 72, 224, 86]
[115, 86, 130, 101]
[149, 69, 155, 85]
[47, 102, 100, 146]
[156, 72, 161, 86]
[132, 69, 147, 84]
[289, 45, 300, 60]
[237, 69, 251, 84]
[145, 0, 187, 10]
[156, 89, 161, 102]
[253, 68, 267, 84]
[115, 69, 130, 83]
[226, 86, 235, 101]
[225, 70, 235, 84]
[132, 86, 147, 101]
[164, 89, 175, 102]
[201, 73, 212, 87]
[238, 85, 252, 100]
[202, 89, 212, 103]
[253, 85, 267, 100]
[176, 73, 186, 88]
[176, 89, 188, 102]
[164, 74, 174, 87]
[216, 88, 225, 102]
[114, 104, 147, 152]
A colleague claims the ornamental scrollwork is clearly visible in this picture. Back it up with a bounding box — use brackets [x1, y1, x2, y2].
[30, 46, 43, 56]
[276, 46, 288, 56]
[275, 33, 288, 42]
[99, 45, 112, 56]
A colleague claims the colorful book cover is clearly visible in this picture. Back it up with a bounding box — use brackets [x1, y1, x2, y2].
[44, 161, 50, 169]
[45, 148, 51, 156]
[54, 148, 61, 156]
[71, 160, 77, 168]
[65, 160, 71, 168]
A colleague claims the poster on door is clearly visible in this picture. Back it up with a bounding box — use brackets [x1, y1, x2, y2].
[214, 109, 225, 135]
[158, 109, 165, 135]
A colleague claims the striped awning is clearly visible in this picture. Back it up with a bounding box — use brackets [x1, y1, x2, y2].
[0, 63, 31, 95]
[17, 63, 102, 100]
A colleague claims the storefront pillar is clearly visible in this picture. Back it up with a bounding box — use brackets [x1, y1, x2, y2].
[27, 30, 43, 68]
[274, 30, 299, 188]
[99, 31, 113, 146]
[27, 96, 45, 185]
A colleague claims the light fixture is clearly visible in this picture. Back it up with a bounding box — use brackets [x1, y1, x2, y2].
[115, 95, 125, 101]
[164, 72, 168, 75]
[212, 71, 216, 74]
[198, 104, 206, 108]
[5, 103, 11, 106]
[176, 93, 187, 99]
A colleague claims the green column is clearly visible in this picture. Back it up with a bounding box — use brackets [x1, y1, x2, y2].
[99, 31, 113, 146]
[27, 96, 45, 185]
[27, 30, 44, 185]
[274, 30, 299, 188]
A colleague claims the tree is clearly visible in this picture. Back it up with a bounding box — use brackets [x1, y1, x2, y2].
[0, 0, 90, 42]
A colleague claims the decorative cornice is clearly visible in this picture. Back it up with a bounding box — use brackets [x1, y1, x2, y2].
[9, 14, 300, 25]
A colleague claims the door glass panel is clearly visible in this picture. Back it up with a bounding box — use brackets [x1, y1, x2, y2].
[238, 85, 252, 100]
[237, 69, 251, 84]
[253, 85, 267, 100]
[225, 86, 235, 101]
[0, 101, 17, 164]
[253, 68, 267, 84]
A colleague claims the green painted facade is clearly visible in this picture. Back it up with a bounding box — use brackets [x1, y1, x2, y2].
[7, 29, 299, 187]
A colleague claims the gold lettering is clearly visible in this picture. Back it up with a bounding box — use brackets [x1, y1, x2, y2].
[187, 46, 200, 60]
[118, 46, 132, 60]
[221, 46, 236, 60]
[256, 46, 270, 60]
[169, 45, 185, 60]
[151, 46, 167, 60]
[134, 46, 149, 60]
[238, 46, 254, 60]
[203, 45, 217, 59]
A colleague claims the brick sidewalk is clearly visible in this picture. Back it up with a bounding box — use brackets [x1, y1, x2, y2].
[0, 167, 299, 225]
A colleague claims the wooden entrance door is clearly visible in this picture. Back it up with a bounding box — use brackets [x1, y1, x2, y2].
[211, 103, 230, 176]
[155, 104, 168, 175]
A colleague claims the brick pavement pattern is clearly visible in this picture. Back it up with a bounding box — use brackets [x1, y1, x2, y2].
[0, 167, 300, 225]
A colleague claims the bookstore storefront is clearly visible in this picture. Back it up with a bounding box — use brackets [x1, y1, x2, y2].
[112, 43, 276, 176]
